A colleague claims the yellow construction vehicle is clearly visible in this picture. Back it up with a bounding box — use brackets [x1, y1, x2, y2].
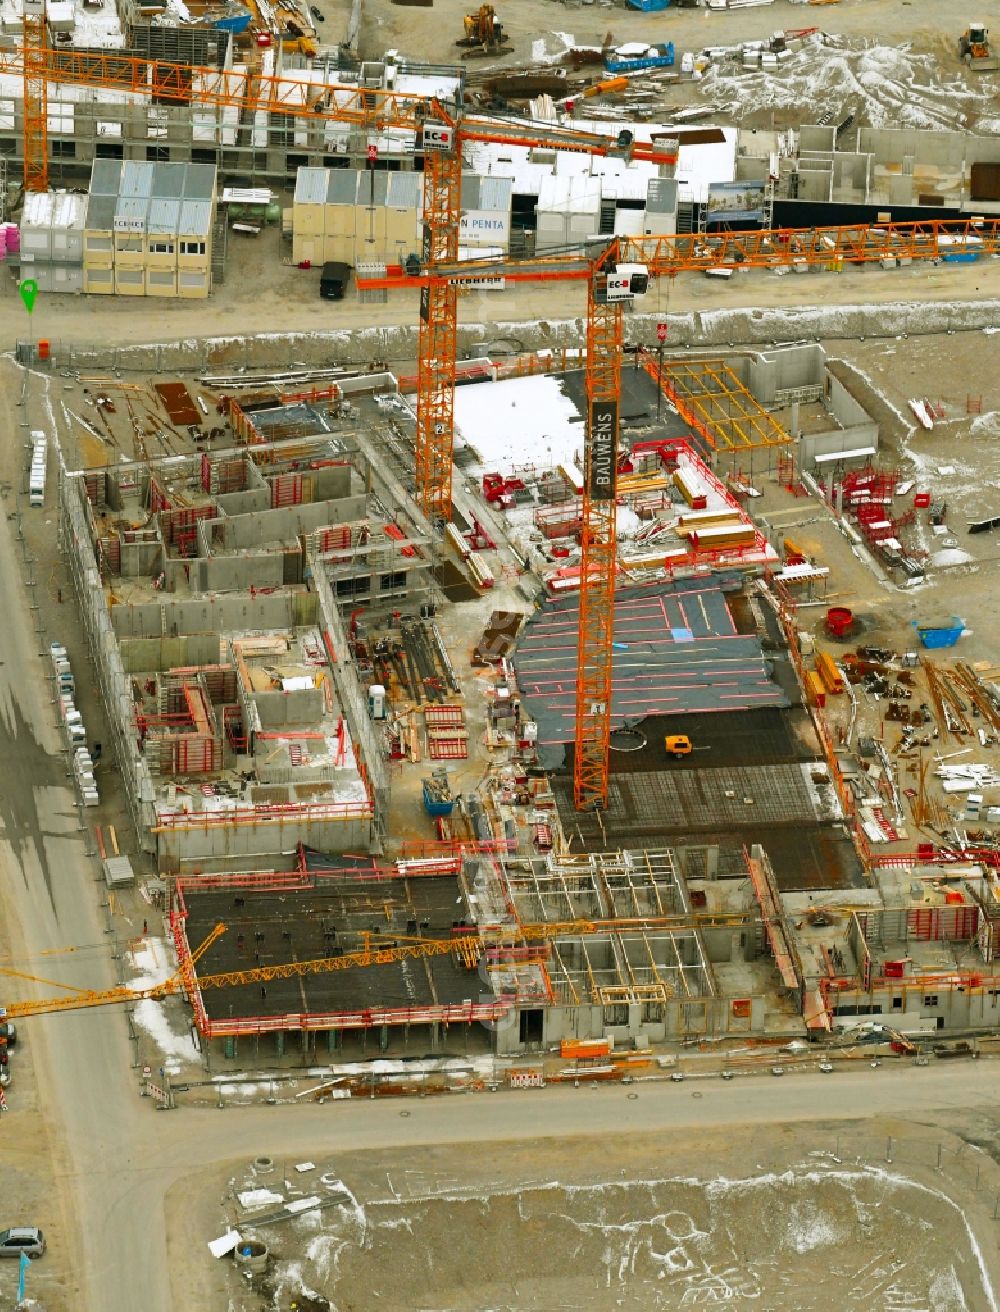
[664, 734, 693, 759]
[960, 23, 1000, 71]
[457, 4, 511, 55]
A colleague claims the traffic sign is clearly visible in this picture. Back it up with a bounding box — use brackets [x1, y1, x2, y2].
[367, 144, 378, 163]
[656, 322, 667, 343]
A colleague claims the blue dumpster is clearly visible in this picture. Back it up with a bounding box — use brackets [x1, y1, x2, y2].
[912, 617, 964, 649]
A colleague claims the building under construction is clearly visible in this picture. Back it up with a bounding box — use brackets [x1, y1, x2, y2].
[60, 416, 445, 868]
[172, 842, 788, 1057]
[171, 838, 1000, 1059]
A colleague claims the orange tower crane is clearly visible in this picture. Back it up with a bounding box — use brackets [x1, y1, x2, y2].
[21, 0, 48, 192]
[356, 244, 649, 809]
[6, 42, 677, 518]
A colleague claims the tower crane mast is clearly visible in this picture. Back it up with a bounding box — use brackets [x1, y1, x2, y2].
[21, 0, 47, 192]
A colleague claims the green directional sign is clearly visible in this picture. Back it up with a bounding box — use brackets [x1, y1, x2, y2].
[19, 279, 38, 314]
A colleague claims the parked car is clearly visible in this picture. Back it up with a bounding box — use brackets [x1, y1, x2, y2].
[0, 1228, 46, 1259]
[0, 1021, 17, 1046]
[310, 5, 324, 18]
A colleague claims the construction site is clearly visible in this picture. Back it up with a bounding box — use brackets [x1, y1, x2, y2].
[2, 1, 1000, 1311]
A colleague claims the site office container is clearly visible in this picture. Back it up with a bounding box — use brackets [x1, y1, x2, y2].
[83, 265, 115, 295]
[83, 232, 115, 268]
[177, 268, 210, 299]
[145, 268, 178, 297]
[114, 266, 146, 296]
[146, 202, 181, 271]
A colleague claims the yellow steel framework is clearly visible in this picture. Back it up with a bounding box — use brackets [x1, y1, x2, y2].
[575, 250, 623, 811]
[658, 359, 791, 451]
[415, 145, 462, 522]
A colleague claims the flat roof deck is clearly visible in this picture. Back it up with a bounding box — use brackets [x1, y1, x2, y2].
[514, 581, 788, 754]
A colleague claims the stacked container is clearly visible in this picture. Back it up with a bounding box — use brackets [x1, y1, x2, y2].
[29, 431, 46, 507]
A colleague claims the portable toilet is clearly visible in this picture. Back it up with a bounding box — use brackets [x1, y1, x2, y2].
[368, 683, 386, 720]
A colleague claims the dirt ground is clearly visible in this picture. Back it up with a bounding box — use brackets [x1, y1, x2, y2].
[174, 1110, 1000, 1312]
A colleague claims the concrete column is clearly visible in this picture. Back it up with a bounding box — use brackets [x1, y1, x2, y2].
[791, 400, 801, 438]
[275, 1031, 285, 1057]
[379, 1025, 389, 1052]
[327, 1028, 341, 1052]
[430, 1022, 441, 1052]
[224, 1035, 237, 1060]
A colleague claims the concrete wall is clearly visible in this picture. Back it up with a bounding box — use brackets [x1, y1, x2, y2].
[215, 488, 271, 516]
[252, 686, 324, 728]
[799, 424, 878, 469]
[110, 591, 318, 637]
[795, 376, 878, 469]
[797, 163, 832, 204]
[120, 539, 163, 577]
[858, 127, 960, 168]
[215, 496, 368, 550]
[196, 552, 285, 593]
[155, 811, 374, 870]
[119, 633, 221, 673]
[301, 464, 353, 501]
[746, 344, 824, 406]
[63, 474, 159, 854]
[493, 994, 767, 1053]
[827, 372, 871, 429]
[312, 562, 389, 850]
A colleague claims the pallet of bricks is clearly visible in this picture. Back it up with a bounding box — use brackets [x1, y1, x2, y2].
[425, 705, 468, 760]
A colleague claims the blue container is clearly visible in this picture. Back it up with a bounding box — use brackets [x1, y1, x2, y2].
[214, 6, 251, 32]
[605, 43, 675, 74]
[422, 781, 455, 817]
[942, 251, 979, 264]
[913, 617, 964, 649]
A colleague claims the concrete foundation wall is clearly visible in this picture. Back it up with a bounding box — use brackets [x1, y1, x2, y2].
[119, 633, 221, 673]
[252, 686, 325, 728]
[217, 495, 368, 550]
[155, 812, 374, 869]
[110, 591, 318, 638]
[197, 552, 285, 593]
[746, 344, 824, 406]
